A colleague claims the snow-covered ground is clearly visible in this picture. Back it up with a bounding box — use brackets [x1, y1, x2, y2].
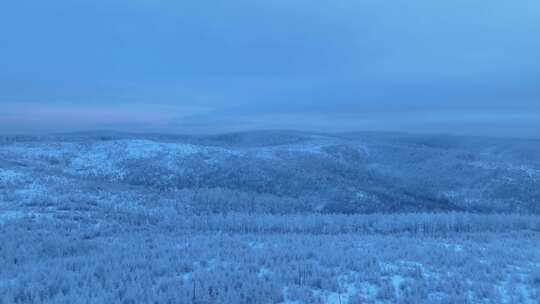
[0, 168, 21, 183]
[1, 134, 540, 303]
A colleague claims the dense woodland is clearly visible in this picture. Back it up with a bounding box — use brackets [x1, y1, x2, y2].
[1, 131, 539, 215]
[1, 131, 540, 303]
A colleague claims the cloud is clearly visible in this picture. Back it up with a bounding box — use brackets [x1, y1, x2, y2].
[0, 1, 539, 137]
[0, 102, 211, 134]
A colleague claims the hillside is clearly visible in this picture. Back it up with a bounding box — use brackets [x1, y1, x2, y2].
[1, 131, 538, 216]
[2, 131, 540, 304]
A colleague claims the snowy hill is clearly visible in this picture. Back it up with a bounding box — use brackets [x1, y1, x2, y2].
[1, 131, 539, 215]
[2, 131, 540, 304]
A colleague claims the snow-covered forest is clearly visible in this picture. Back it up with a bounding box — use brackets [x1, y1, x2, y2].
[1, 131, 539, 303]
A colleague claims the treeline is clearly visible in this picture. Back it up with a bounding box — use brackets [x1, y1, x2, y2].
[165, 212, 540, 235]
[0, 135, 43, 144]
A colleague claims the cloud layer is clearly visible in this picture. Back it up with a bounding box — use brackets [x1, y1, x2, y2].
[1, 1, 539, 137]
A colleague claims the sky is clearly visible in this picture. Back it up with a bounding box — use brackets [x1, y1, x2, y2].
[1, 0, 539, 137]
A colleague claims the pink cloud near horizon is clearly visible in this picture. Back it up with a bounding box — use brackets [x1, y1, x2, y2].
[0, 102, 209, 134]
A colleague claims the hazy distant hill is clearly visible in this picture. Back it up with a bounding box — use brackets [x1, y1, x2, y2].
[1, 131, 539, 214]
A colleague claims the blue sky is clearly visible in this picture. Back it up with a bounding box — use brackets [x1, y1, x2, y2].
[1, 0, 539, 137]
